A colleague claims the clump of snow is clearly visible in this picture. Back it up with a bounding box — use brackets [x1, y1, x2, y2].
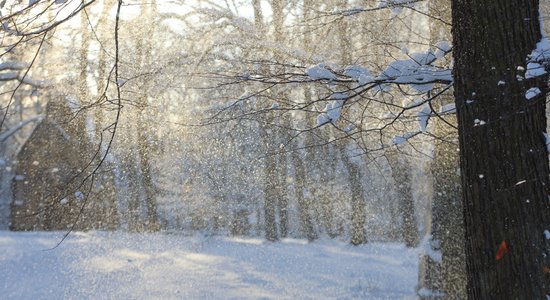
[525, 87, 541, 100]
[440, 103, 456, 114]
[316, 93, 347, 126]
[410, 51, 436, 65]
[434, 41, 452, 59]
[306, 64, 337, 81]
[391, 131, 420, 146]
[528, 36, 550, 64]
[377, 0, 416, 15]
[60, 198, 69, 205]
[474, 119, 486, 126]
[377, 49, 451, 93]
[544, 132, 550, 153]
[525, 62, 546, 79]
[75, 191, 85, 201]
[344, 124, 354, 133]
[317, 114, 330, 126]
[516, 74, 525, 81]
[418, 105, 431, 132]
[526, 36, 550, 78]
[270, 103, 279, 109]
[343, 65, 374, 85]
[544, 230, 550, 240]
[497, 80, 505, 86]
[402, 97, 423, 108]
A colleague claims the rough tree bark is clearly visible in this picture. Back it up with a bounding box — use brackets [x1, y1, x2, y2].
[452, 0, 550, 297]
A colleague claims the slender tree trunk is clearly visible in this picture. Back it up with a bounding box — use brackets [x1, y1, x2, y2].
[387, 152, 419, 247]
[339, 144, 367, 245]
[136, 1, 159, 230]
[126, 157, 141, 231]
[261, 126, 279, 241]
[95, 1, 119, 230]
[336, 0, 366, 244]
[453, 0, 550, 297]
[272, 0, 289, 238]
[253, 0, 278, 241]
[292, 146, 316, 241]
[289, 0, 317, 242]
[277, 116, 289, 238]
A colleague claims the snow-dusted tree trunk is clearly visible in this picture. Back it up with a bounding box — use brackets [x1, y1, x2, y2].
[335, 0, 367, 244]
[291, 0, 317, 241]
[452, 0, 550, 297]
[272, 0, 289, 238]
[339, 144, 367, 245]
[94, 0, 119, 230]
[136, 0, 159, 230]
[252, 0, 278, 241]
[387, 152, 418, 248]
[418, 0, 466, 298]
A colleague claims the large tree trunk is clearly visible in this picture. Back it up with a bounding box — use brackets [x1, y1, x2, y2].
[452, 0, 550, 297]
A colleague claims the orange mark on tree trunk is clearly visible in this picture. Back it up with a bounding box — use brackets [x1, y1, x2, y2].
[496, 240, 510, 261]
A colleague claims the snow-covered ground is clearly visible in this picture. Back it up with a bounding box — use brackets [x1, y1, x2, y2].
[0, 231, 420, 299]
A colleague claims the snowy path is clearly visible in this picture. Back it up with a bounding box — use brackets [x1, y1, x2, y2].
[0, 232, 419, 299]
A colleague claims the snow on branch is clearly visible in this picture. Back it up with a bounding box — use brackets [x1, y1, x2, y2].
[377, 0, 419, 8]
[0, 61, 29, 70]
[326, 0, 424, 17]
[305, 46, 452, 89]
[0, 71, 46, 87]
[377, 48, 452, 92]
[390, 131, 421, 146]
[0, 114, 43, 142]
[526, 37, 550, 79]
